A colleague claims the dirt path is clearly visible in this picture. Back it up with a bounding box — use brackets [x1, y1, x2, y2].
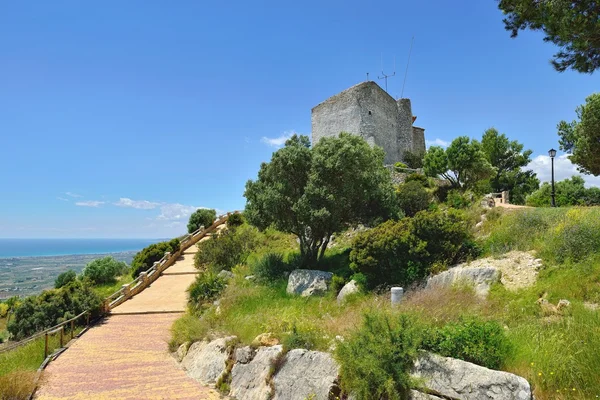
[35, 246, 218, 399]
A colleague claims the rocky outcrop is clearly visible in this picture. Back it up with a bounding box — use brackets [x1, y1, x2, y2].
[180, 336, 236, 385]
[287, 269, 333, 297]
[217, 269, 234, 280]
[409, 390, 443, 400]
[412, 352, 531, 400]
[230, 345, 284, 400]
[426, 266, 500, 297]
[337, 280, 359, 302]
[272, 349, 339, 400]
[175, 342, 190, 362]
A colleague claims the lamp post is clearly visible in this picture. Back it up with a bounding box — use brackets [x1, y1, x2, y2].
[548, 148, 557, 207]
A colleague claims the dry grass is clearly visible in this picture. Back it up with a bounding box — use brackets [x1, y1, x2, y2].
[0, 370, 38, 400]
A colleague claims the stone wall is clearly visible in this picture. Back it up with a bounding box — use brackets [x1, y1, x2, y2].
[412, 126, 426, 154]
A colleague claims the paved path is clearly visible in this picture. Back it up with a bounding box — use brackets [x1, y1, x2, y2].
[36, 245, 218, 400]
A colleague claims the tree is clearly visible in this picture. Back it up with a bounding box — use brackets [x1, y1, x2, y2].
[558, 93, 600, 176]
[81, 256, 128, 285]
[498, 0, 600, 73]
[480, 128, 539, 204]
[396, 180, 432, 217]
[525, 175, 598, 206]
[244, 133, 398, 265]
[4, 296, 20, 326]
[55, 270, 77, 289]
[187, 208, 217, 233]
[423, 137, 495, 190]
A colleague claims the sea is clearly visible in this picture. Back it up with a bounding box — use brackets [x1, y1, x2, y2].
[0, 238, 162, 258]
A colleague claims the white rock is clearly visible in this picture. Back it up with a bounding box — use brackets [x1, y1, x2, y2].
[175, 342, 190, 362]
[230, 345, 283, 400]
[426, 266, 500, 297]
[181, 336, 236, 385]
[337, 280, 359, 302]
[218, 269, 234, 279]
[287, 269, 333, 297]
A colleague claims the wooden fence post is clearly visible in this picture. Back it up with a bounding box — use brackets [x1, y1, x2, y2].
[44, 332, 49, 358]
[60, 326, 64, 348]
[71, 320, 74, 340]
[86, 313, 90, 326]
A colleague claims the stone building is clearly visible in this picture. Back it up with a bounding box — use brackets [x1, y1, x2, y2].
[311, 81, 426, 164]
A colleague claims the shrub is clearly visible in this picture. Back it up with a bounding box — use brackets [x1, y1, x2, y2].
[0, 370, 37, 400]
[396, 181, 432, 217]
[227, 212, 244, 228]
[250, 252, 289, 284]
[81, 257, 128, 285]
[330, 275, 346, 295]
[187, 208, 217, 233]
[195, 225, 258, 271]
[131, 239, 180, 277]
[54, 270, 77, 289]
[421, 316, 512, 369]
[545, 208, 600, 262]
[281, 324, 318, 351]
[446, 189, 473, 209]
[335, 313, 421, 400]
[404, 173, 429, 187]
[188, 272, 227, 308]
[403, 150, 425, 169]
[0, 303, 8, 318]
[394, 161, 409, 171]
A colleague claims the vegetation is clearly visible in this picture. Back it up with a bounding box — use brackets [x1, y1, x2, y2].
[498, 0, 600, 73]
[81, 256, 128, 285]
[526, 176, 600, 207]
[396, 180, 431, 217]
[130, 239, 180, 277]
[54, 270, 77, 289]
[402, 150, 425, 169]
[226, 212, 244, 228]
[558, 93, 600, 176]
[187, 208, 217, 233]
[195, 225, 259, 272]
[187, 272, 227, 309]
[0, 370, 37, 400]
[250, 252, 291, 284]
[244, 133, 398, 266]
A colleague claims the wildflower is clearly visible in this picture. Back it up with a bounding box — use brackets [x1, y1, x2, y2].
[538, 372, 542, 376]
[530, 362, 535, 366]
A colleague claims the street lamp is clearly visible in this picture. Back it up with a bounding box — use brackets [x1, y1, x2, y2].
[548, 148, 557, 207]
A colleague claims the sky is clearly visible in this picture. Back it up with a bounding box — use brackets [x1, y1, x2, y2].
[1, 1, 599, 238]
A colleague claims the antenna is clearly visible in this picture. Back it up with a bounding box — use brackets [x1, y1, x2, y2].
[400, 36, 415, 99]
[378, 55, 396, 93]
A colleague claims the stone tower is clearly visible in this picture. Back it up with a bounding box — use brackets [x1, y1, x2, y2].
[311, 81, 426, 164]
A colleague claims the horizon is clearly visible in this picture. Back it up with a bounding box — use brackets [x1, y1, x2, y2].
[1, 0, 599, 239]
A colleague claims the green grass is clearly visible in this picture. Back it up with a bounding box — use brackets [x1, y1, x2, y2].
[91, 273, 134, 298]
[0, 317, 7, 343]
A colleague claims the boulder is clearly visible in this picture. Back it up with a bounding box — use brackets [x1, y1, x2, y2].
[181, 336, 236, 385]
[409, 390, 444, 399]
[272, 349, 339, 400]
[412, 352, 531, 400]
[230, 345, 283, 400]
[175, 341, 190, 362]
[218, 269, 234, 280]
[337, 280, 359, 303]
[252, 332, 280, 347]
[287, 269, 333, 297]
[426, 266, 500, 297]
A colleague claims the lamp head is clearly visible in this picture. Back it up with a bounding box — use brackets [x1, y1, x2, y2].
[548, 148, 557, 158]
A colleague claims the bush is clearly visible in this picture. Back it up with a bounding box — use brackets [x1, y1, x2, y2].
[0, 371, 37, 400]
[187, 272, 227, 308]
[131, 239, 180, 277]
[187, 208, 217, 233]
[227, 212, 244, 228]
[404, 173, 429, 187]
[421, 317, 512, 369]
[330, 275, 346, 295]
[54, 270, 77, 289]
[394, 161, 409, 172]
[281, 324, 318, 351]
[335, 313, 421, 400]
[544, 208, 600, 262]
[403, 151, 425, 169]
[81, 257, 128, 285]
[446, 190, 473, 209]
[0, 303, 8, 318]
[396, 181, 432, 217]
[250, 252, 290, 284]
[350, 209, 471, 289]
[195, 225, 258, 272]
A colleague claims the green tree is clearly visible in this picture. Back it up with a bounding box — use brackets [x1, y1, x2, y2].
[131, 239, 180, 277]
[558, 93, 600, 176]
[498, 0, 600, 73]
[423, 137, 495, 190]
[81, 256, 128, 285]
[396, 180, 431, 217]
[4, 296, 20, 326]
[480, 128, 539, 204]
[244, 133, 398, 265]
[187, 208, 217, 233]
[526, 175, 598, 207]
[55, 270, 77, 289]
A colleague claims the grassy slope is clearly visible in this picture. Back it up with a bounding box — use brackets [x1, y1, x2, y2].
[91, 273, 135, 299]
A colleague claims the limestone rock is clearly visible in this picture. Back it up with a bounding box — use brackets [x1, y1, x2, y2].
[409, 390, 444, 399]
[218, 269, 234, 280]
[287, 269, 333, 297]
[252, 332, 280, 347]
[272, 349, 339, 400]
[412, 352, 531, 400]
[337, 280, 359, 303]
[181, 336, 236, 385]
[175, 342, 190, 362]
[230, 345, 283, 400]
[426, 266, 500, 297]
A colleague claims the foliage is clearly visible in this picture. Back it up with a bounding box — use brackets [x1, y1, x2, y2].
[558, 93, 600, 175]
[244, 133, 398, 266]
[404, 173, 429, 187]
[335, 313, 421, 400]
[525, 175, 600, 207]
[330, 275, 346, 295]
[480, 128, 539, 204]
[3, 297, 20, 326]
[396, 181, 432, 217]
[394, 161, 409, 171]
[281, 324, 318, 351]
[250, 252, 291, 284]
[422, 317, 512, 369]
[195, 225, 258, 271]
[0, 370, 37, 399]
[226, 212, 244, 228]
[187, 208, 217, 233]
[131, 239, 180, 277]
[0, 303, 7, 318]
[498, 0, 600, 73]
[54, 270, 77, 289]
[445, 189, 473, 209]
[402, 150, 425, 169]
[81, 257, 128, 285]
[7, 280, 102, 340]
[350, 209, 471, 289]
[188, 272, 227, 308]
[423, 137, 495, 190]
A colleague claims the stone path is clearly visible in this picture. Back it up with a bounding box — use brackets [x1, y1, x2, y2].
[36, 245, 219, 399]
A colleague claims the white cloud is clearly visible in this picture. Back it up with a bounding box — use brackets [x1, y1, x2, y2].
[526, 154, 600, 188]
[425, 138, 450, 148]
[157, 203, 199, 221]
[261, 130, 298, 148]
[65, 192, 83, 198]
[75, 201, 105, 207]
[114, 198, 160, 210]
[164, 221, 182, 228]
[57, 197, 69, 202]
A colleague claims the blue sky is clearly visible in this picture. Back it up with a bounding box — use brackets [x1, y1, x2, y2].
[1, 1, 599, 238]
